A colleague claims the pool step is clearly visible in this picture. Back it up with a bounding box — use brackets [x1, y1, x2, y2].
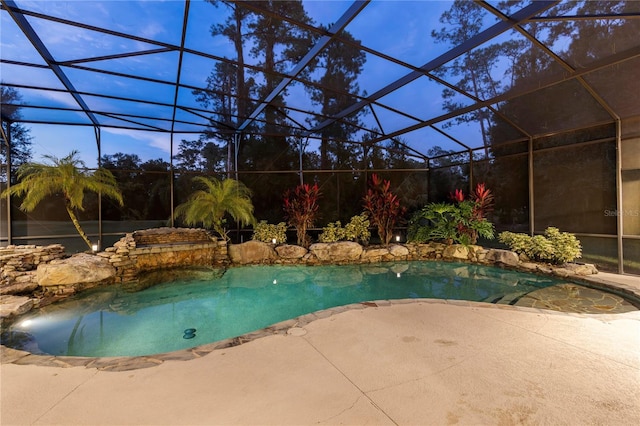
[485, 292, 524, 305]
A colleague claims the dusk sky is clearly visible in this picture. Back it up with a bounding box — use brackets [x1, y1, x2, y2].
[1, 0, 568, 167]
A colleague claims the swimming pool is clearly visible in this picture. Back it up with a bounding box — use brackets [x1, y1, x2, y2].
[2, 261, 635, 357]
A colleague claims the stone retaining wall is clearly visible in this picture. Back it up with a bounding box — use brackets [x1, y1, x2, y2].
[0, 244, 66, 296]
[227, 240, 598, 278]
[97, 228, 228, 285]
[129, 227, 215, 246]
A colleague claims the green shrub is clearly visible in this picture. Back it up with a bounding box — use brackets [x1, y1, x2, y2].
[318, 213, 371, 245]
[252, 221, 287, 244]
[498, 227, 582, 264]
[318, 221, 345, 243]
[345, 213, 371, 245]
[544, 227, 582, 264]
[497, 231, 529, 253]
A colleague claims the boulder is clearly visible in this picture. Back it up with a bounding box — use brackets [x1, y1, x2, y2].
[36, 253, 116, 288]
[361, 247, 389, 262]
[443, 245, 469, 260]
[485, 249, 520, 266]
[560, 263, 598, 276]
[275, 244, 308, 259]
[228, 241, 276, 264]
[389, 244, 409, 258]
[309, 242, 363, 262]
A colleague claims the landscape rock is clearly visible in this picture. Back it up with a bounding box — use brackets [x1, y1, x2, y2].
[560, 263, 598, 276]
[0, 271, 38, 295]
[485, 249, 520, 266]
[361, 247, 389, 262]
[275, 244, 308, 259]
[36, 254, 116, 288]
[389, 244, 409, 257]
[0, 295, 34, 320]
[443, 245, 469, 260]
[309, 242, 363, 263]
[228, 241, 276, 264]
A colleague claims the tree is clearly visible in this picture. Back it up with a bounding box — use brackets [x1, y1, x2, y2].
[173, 176, 256, 240]
[1, 85, 33, 179]
[100, 153, 171, 221]
[243, 0, 314, 172]
[194, 1, 255, 175]
[431, 0, 502, 154]
[1, 151, 123, 250]
[194, 1, 266, 175]
[304, 26, 366, 170]
[100, 152, 144, 220]
[174, 138, 226, 173]
[427, 146, 468, 202]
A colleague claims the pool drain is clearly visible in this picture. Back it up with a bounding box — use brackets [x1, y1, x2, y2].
[183, 328, 196, 339]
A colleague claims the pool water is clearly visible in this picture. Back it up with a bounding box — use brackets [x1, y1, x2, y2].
[0, 261, 626, 357]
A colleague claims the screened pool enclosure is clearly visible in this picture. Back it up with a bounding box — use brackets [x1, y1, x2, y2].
[1, 0, 639, 274]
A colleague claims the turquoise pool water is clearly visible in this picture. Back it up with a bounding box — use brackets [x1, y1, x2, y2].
[4, 261, 570, 357]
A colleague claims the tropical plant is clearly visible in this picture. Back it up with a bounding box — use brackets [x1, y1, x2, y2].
[318, 220, 345, 243]
[173, 176, 256, 241]
[318, 213, 371, 245]
[453, 182, 495, 244]
[408, 183, 495, 246]
[408, 202, 460, 245]
[252, 221, 287, 244]
[0, 150, 123, 250]
[362, 174, 405, 245]
[283, 183, 321, 247]
[344, 213, 371, 245]
[499, 227, 582, 264]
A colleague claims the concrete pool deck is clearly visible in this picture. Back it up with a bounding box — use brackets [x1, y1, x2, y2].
[1, 272, 639, 425]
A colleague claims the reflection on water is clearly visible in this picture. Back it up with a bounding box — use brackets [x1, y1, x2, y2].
[0, 261, 608, 357]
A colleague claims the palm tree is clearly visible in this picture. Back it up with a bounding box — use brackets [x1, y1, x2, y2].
[1, 150, 123, 250]
[173, 176, 256, 240]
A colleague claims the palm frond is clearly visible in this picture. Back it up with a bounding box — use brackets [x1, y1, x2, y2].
[173, 177, 256, 238]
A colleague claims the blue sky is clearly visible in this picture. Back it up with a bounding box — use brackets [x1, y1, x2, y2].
[1, 0, 513, 168]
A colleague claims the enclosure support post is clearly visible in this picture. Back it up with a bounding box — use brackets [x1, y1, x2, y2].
[426, 158, 431, 203]
[2, 120, 12, 245]
[468, 149, 474, 193]
[169, 132, 175, 228]
[95, 126, 102, 251]
[299, 137, 305, 186]
[615, 118, 624, 274]
[528, 137, 534, 236]
[234, 133, 240, 182]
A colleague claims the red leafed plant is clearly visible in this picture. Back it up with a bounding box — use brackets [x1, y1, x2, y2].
[362, 174, 406, 245]
[472, 182, 494, 220]
[447, 182, 495, 244]
[283, 183, 321, 247]
[449, 183, 494, 220]
[451, 188, 465, 203]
